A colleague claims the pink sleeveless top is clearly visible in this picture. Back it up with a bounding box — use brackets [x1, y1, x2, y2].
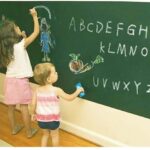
[36, 91, 60, 122]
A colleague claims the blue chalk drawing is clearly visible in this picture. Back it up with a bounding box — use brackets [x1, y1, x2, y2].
[34, 5, 56, 62]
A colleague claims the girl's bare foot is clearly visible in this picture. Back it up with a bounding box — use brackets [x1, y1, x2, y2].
[12, 124, 24, 135]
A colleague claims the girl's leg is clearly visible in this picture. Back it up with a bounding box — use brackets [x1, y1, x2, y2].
[8, 105, 23, 134]
[8, 105, 16, 133]
[50, 129, 59, 147]
[20, 104, 37, 138]
[41, 129, 50, 147]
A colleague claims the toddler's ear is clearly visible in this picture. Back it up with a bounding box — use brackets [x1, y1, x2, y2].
[47, 77, 51, 83]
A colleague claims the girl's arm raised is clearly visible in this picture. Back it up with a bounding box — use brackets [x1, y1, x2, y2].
[24, 8, 40, 48]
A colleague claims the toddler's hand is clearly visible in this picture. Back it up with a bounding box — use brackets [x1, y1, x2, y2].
[29, 8, 37, 17]
[77, 87, 84, 93]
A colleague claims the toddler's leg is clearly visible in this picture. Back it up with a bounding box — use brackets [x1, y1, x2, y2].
[41, 129, 50, 146]
[50, 129, 59, 147]
[20, 104, 37, 138]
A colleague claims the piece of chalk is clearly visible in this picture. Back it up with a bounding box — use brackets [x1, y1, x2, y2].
[76, 82, 85, 97]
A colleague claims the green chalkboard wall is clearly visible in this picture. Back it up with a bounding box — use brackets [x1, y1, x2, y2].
[1, 1, 150, 118]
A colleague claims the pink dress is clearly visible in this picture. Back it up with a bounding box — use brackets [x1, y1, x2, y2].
[4, 77, 32, 105]
[4, 39, 33, 105]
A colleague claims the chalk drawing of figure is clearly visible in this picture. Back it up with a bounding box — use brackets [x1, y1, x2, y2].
[33, 5, 56, 61]
[40, 17, 55, 62]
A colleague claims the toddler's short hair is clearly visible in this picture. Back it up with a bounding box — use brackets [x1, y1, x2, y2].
[33, 63, 54, 85]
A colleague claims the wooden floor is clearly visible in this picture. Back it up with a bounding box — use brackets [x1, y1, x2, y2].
[0, 103, 99, 147]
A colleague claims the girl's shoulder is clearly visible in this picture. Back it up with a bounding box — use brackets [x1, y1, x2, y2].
[14, 38, 25, 49]
[52, 86, 62, 93]
[36, 86, 59, 95]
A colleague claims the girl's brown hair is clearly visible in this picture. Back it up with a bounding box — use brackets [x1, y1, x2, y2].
[33, 63, 54, 85]
[0, 20, 21, 67]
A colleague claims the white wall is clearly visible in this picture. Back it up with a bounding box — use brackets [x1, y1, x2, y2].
[1, 72, 150, 146]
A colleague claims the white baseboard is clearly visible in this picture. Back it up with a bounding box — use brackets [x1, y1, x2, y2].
[60, 120, 126, 147]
